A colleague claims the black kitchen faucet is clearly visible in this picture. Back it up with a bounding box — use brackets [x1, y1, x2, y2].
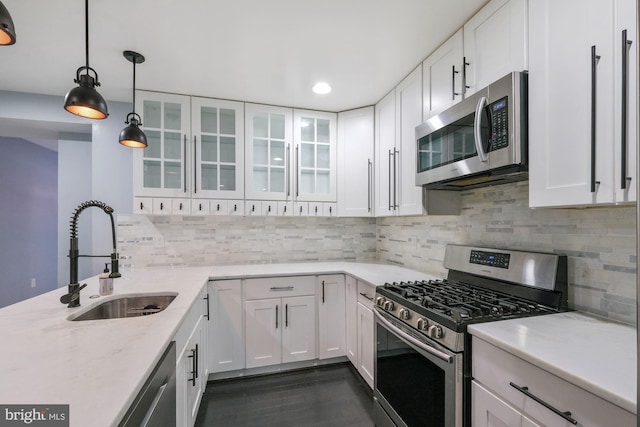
[60, 200, 121, 307]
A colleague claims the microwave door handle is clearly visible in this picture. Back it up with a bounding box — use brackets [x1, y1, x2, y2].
[473, 96, 489, 162]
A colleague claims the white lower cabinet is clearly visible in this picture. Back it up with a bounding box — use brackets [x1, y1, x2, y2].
[356, 300, 374, 389]
[175, 286, 208, 427]
[472, 336, 636, 427]
[244, 276, 316, 369]
[317, 275, 346, 359]
[208, 280, 244, 373]
[345, 276, 358, 365]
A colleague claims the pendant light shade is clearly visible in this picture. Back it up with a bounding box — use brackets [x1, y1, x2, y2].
[64, 0, 108, 119]
[0, 1, 16, 45]
[119, 50, 147, 148]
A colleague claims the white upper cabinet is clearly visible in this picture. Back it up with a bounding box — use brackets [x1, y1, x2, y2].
[423, 29, 464, 120]
[337, 107, 374, 217]
[245, 104, 293, 201]
[293, 110, 337, 202]
[134, 91, 191, 198]
[463, 0, 528, 96]
[191, 97, 244, 200]
[375, 66, 424, 217]
[529, 0, 636, 207]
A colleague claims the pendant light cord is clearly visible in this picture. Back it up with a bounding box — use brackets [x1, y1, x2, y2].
[132, 60, 136, 114]
[85, 0, 89, 69]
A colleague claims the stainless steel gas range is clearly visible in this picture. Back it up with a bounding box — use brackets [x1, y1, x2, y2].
[373, 244, 568, 427]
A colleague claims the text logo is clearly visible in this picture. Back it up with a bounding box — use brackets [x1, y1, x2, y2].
[0, 406, 69, 427]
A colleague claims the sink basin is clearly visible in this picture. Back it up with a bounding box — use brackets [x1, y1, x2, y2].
[68, 293, 178, 321]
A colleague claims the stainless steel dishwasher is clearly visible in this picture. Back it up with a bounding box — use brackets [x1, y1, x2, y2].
[119, 341, 176, 427]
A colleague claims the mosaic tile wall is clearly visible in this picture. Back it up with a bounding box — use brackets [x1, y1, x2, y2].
[117, 215, 377, 267]
[378, 181, 637, 325]
[118, 181, 636, 325]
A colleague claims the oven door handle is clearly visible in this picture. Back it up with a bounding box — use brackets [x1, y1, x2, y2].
[374, 309, 453, 364]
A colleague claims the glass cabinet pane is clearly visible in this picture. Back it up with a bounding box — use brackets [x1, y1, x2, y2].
[316, 171, 330, 193]
[254, 113, 268, 138]
[143, 101, 161, 128]
[270, 168, 285, 192]
[271, 114, 285, 139]
[220, 109, 235, 135]
[271, 141, 285, 166]
[220, 165, 236, 191]
[301, 143, 314, 168]
[300, 170, 314, 194]
[253, 139, 268, 165]
[164, 162, 182, 189]
[201, 135, 218, 162]
[317, 145, 330, 169]
[164, 132, 182, 159]
[220, 136, 235, 163]
[164, 103, 182, 130]
[144, 130, 161, 159]
[301, 118, 315, 141]
[201, 107, 218, 133]
[143, 160, 161, 188]
[253, 166, 268, 192]
[201, 164, 218, 190]
[317, 119, 330, 143]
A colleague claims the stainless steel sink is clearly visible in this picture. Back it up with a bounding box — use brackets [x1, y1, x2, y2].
[68, 293, 178, 321]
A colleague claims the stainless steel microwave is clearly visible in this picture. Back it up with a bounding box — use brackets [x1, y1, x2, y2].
[415, 71, 528, 190]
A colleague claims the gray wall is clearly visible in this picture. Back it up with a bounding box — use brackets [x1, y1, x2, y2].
[0, 91, 133, 297]
[0, 137, 58, 308]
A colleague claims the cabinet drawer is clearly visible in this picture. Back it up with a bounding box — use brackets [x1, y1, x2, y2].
[245, 276, 315, 300]
[472, 337, 635, 427]
[357, 281, 375, 308]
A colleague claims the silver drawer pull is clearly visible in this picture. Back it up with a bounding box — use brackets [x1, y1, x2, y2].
[359, 292, 374, 301]
[509, 382, 577, 425]
[270, 286, 294, 291]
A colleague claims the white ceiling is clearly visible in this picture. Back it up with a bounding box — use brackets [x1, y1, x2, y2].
[1, 0, 487, 112]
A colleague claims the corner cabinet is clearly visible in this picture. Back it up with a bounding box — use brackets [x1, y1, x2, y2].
[375, 65, 424, 217]
[528, 0, 637, 207]
[337, 107, 375, 217]
[133, 91, 245, 214]
[317, 275, 346, 359]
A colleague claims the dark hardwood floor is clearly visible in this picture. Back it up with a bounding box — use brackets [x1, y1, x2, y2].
[194, 363, 375, 426]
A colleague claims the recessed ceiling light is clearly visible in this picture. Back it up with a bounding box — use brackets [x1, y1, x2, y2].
[312, 82, 331, 95]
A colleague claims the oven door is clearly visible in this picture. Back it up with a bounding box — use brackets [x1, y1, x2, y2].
[374, 308, 463, 427]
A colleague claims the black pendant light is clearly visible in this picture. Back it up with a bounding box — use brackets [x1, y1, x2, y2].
[119, 51, 147, 148]
[0, 1, 16, 45]
[64, 0, 108, 119]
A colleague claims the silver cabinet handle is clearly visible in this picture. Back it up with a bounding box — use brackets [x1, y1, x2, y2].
[462, 57, 470, 97]
[621, 30, 633, 189]
[393, 148, 399, 209]
[374, 309, 453, 363]
[591, 45, 602, 193]
[388, 150, 393, 210]
[473, 96, 489, 162]
[204, 293, 210, 320]
[295, 145, 300, 197]
[286, 143, 291, 197]
[359, 292, 374, 301]
[270, 286, 294, 291]
[183, 134, 188, 193]
[367, 158, 372, 212]
[451, 65, 459, 100]
[193, 135, 198, 194]
[510, 382, 578, 425]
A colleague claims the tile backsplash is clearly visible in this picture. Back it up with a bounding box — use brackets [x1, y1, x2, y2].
[118, 181, 637, 325]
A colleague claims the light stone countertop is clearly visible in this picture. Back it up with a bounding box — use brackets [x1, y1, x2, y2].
[468, 312, 637, 415]
[1, 262, 635, 426]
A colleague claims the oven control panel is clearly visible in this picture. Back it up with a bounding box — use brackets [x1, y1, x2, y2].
[469, 250, 510, 269]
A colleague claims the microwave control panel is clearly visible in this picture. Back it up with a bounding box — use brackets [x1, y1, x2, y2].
[489, 96, 509, 151]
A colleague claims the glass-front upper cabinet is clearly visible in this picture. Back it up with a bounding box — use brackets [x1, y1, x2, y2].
[293, 110, 337, 202]
[245, 104, 293, 201]
[191, 97, 244, 199]
[134, 91, 191, 198]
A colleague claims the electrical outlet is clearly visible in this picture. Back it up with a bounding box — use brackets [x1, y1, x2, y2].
[30, 278, 36, 288]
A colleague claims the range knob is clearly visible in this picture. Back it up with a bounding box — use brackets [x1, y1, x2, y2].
[383, 301, 395, 311]
[427, 325, 444, 339]
[416, 318, 429, 331]
[398, 308, 410, 320]
[376, 296, 386, 307]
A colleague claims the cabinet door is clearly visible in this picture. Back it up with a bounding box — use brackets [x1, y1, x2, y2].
[472, 381, 542, 427]
[318, 275, 346, 359]
[281, 295, 316, 363]
[294, 110, 337, 202]
[528, 0, 615, 207]
[614, 0, 637, 203]
[337, 107, 374, 217]
[375, 89, 397, 216]
[191, 97, 244, 200]
[245, 104, 293, 201]
[208, 280, 244, 373]
[345, 276, 358, 365]
[423, 29, 464, 120]
[463, 0, 528, 96]
[183, 317, 205, 427]
[396, 65, 424, 216]
[245, 298, 281, 368]
[357, 302, 374, 389]
[134, 91, 191, 198]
